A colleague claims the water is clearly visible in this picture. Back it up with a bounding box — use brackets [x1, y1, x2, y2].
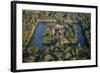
[27, 23, 88, 49]
[27, 23, 47, 49]
[74, 23, 87, 48]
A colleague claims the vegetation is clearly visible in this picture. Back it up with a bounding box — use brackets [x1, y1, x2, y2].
[23, 10, 91, 63]
[23, 44, 90, 62]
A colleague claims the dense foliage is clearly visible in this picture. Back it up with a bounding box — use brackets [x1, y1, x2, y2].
[22, 10, 91, 62]
[23, 45, 90, 62]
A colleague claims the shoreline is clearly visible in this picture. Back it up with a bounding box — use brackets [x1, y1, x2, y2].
[24, 19, 77, 49]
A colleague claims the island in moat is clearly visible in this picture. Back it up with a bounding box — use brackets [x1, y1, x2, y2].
[22, 10, 91, 62]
